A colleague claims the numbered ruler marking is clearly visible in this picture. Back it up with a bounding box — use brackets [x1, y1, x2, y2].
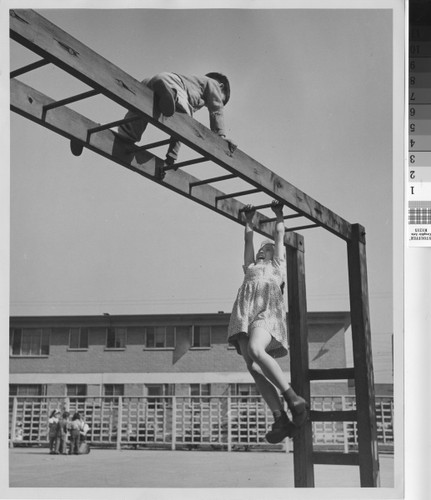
[409, 166, 431, 182]
[409, 22, 431, 246]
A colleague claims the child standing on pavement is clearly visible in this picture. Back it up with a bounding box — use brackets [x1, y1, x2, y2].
[55, 411, 70, 455]
[117, 72, 235, 165]
[227, 201, 308, 443]
[69, 413, 83, 455]
[47, 409, 60, 454]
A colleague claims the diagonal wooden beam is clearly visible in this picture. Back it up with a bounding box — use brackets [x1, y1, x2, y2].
[11, 77, 301, 247]
[10, 8, 353, 241]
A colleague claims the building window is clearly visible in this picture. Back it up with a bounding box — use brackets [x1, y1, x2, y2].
[190, 384, 211, 397]
[106, 327, 126, 349]
[192, 325, 211, 348]
[103, 384, 124, 401]
[146, 384, 175, 397]
[69, 327, 88, 349]
[67, 385, 87, 398]
[145, 326, 175, 348]
[9, 328, 50, 356]
[229, 384, 259, 397]
[9, 384, 46, 397]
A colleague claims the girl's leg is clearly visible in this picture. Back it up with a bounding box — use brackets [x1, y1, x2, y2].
[248, 327, 308, 426]
[237, 335, 282, 414]
[247, 327, 290, 392]
[237, 334, 295, 442]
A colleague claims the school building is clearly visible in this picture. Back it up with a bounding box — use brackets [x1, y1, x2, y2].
[8, 312, 394, 452]
[9, 311, 352, 398]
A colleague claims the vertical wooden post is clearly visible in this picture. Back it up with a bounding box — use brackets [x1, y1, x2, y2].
[10, 397, 18, 448]
[171, 396, 177, 451]
[285, 233, 314, 487]
[347, 224, 380, 487]
[227, 397, 232, 452]
[116, 396, 122, 451]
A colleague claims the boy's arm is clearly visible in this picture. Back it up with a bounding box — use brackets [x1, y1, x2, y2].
[271, 201, 285, 260]
[205, 81, 236, 152]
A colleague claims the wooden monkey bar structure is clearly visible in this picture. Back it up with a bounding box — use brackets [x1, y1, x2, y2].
[10, 9, 380, 487]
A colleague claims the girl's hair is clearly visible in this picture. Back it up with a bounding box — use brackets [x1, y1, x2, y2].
[49, 409, 60, 418]
[72, 412, 81, 421]
[259, 239, 275, 250]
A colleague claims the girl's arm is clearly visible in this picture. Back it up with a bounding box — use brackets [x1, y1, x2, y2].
[271, 200, 285, 260]
[243, 205, 256, 268]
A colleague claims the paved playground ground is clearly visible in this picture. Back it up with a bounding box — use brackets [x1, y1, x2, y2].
[7, 447, 394, 493]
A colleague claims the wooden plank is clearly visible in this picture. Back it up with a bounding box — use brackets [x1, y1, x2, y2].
[10, 8, 353, 241]
[308, 368, 355, 380]
[11, 77, 300, 248]
[310, 410, 357, 422]
[285, 233, 314, 487]
[347, 224, 380, 487]
[313, 452, 360, 466]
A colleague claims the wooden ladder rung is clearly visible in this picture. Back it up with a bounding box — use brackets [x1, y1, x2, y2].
[43, 89, 100, 111]
[260, 213, 302, 224]
[189, 173, 236, 188]
[10, 58, 50, 78]
[309, 368, 355, 380]
[137, 139, 172, 151]
[313, 451, 360, 466]
[163, 157, 210, 172]
[285, 223, 320, 232]
[239, 202, 273, 212]
[310, 410, 357, 422]
[88, 115, 141, 135]
[216, 188, 261, 201]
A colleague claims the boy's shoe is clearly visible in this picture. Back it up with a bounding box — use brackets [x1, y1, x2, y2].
[70, 139, 84, 157]
[265, 413, 296, 443]
[153, 80, 176, 117]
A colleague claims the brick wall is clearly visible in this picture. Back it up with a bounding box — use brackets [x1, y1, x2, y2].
[10, 312, 350, 377]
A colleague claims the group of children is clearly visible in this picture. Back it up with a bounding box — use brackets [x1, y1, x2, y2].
[48, 410, 90, 455]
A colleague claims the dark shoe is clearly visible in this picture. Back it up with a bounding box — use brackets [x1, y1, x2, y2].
[289, 397, 308, 427]
[165, 155, 178, 170]
[70, 139, 84, 157]
[153, 80, 176, 117]
[265, 413, 296, 444]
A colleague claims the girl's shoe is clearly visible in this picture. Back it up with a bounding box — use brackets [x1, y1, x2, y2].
[289, 397, 308, 427]
[265, 412, 296, 443]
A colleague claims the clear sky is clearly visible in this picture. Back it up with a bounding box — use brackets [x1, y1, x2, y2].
[5, 3, 403, 383]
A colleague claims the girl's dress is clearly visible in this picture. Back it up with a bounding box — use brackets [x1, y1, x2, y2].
[228, 256, 288, 358]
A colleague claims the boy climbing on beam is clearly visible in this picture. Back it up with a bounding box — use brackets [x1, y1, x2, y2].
[118, 72, 236, 166]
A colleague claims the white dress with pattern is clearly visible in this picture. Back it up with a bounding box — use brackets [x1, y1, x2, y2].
[227, 256, 288, 358]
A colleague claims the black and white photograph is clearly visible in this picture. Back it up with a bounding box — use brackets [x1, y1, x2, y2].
[2, 0, 424, 499]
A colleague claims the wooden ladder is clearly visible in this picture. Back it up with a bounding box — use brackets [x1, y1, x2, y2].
[285, 226, 380, 487]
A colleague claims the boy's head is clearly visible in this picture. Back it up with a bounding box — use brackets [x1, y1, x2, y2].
[206, 72, 230, 105]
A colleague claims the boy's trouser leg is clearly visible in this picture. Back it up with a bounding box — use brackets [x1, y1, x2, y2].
[165, 110, 188, 162]
[118, 109, 148, 143]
